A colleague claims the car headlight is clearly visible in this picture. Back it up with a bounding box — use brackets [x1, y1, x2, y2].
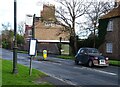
[106, 57, 109, 60]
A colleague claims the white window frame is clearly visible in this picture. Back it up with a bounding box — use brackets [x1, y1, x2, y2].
[44, 21, 55, 27]
[107, 19, 113, 31]
[106, 43, 113, 53]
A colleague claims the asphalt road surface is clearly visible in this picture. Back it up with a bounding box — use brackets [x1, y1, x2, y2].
[1, 48, 120, 86]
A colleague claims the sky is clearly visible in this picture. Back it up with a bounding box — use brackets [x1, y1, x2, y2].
[0, 0, 115, 37]
[0, 0, 56, 32]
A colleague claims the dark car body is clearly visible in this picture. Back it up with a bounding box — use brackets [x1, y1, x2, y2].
[75, 48, 109, 67]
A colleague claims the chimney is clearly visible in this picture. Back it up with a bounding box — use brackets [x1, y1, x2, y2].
[114, 0, 120, 7]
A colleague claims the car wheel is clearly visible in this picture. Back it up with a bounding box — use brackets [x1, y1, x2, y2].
[75, 60, 79, 65]
[88, 60, 93, 67]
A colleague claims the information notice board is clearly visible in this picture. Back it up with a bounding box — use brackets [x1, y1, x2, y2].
[29, 39, 37, 56]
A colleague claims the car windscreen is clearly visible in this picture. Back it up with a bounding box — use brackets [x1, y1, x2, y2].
[88, 48, 100, 54]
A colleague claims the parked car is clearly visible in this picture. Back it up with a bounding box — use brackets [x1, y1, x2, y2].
[75, 48, 109, 67]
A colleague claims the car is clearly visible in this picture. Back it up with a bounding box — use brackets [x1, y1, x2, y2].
[75, 47, 109, 67]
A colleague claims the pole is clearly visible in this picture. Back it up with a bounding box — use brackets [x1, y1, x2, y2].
[29, 14, 35, 76]
[32, 14, 35, 38]
[13, 0, 18, 74]
[59, 37, 62, 55]
[29, 56, 32, 76]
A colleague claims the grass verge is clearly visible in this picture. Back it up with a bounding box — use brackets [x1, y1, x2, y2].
[57, 55, 74, 60]
[2, 59, 53, 86]
[109, 60, 120, 66]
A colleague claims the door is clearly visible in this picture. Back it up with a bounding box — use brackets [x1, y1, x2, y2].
[79, 49, 88, 64]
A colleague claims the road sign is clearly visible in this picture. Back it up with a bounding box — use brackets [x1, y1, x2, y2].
[29, 39, 37, 56]
[28, 39, 37, 76]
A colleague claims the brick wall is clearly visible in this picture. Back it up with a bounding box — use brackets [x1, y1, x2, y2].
[102, 18, 120, 60]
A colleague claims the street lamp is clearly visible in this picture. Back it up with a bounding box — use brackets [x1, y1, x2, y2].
[13, 0, 18, 74]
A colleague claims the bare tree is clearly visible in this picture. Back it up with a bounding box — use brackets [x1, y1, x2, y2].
[18, 21, 25, 35]
[1, 22, 12, 30]
[84, 0, 114, 47]
[55, 0, 91, 55]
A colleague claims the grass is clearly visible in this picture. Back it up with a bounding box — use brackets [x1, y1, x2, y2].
[109, 60, 120, 66]
[17, 50, 28, 54]
[17, 50, 43, 56]
[2, 59, 53, 87]
[57, 55, 74, 60]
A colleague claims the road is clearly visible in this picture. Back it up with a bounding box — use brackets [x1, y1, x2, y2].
[1, 48, 120, 86]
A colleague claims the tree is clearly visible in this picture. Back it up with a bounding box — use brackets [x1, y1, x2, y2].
[1, 22, 12, 30]
[1, 22, 25, 50]
[2, 29, 25, 50]
[84, 0, 114, 47]
[2, 30, 14, 49]
[18, 21, 25, 35]
[55, 0, 91, 55]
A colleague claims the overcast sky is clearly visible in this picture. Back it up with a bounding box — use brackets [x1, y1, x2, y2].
[0, 0, 57, 31]
[0, 0, 114, 36]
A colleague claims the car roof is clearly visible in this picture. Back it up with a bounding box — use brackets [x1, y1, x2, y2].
[80, 47, 97, 50]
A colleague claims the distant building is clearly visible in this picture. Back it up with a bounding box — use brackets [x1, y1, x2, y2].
[25, 4, 70, 54]
[98, 1, 120, 60]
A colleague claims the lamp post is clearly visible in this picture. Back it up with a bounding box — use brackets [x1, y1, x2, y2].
[13, 0, 18, 74]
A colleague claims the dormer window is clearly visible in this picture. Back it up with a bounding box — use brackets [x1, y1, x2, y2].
[107, 19, 113, 31]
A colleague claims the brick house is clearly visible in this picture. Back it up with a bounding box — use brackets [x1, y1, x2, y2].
[25, 4, 70, 54]
[98, 1, 120, 60]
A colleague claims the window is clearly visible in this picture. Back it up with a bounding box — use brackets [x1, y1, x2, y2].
[80, 49, 87, 54]
[80, 49, 85, 54]
[106, 43, 113, 53]
[107, 20, 113, 31]
[28, 30, 32, 36]
[45, 22, 51, 27]
[44, 21, 55, 27]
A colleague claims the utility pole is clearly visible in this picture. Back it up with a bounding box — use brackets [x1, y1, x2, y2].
[13, 0, 18, 74]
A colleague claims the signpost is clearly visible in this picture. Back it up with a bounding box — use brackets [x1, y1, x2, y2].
[27, 14, 36, 76]
[29, 39, 37, 76]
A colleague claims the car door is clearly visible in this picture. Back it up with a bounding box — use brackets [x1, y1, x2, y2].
[80, 49, 89, 64]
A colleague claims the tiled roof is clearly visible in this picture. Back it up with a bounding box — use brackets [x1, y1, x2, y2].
[100, 5, 120, 19]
